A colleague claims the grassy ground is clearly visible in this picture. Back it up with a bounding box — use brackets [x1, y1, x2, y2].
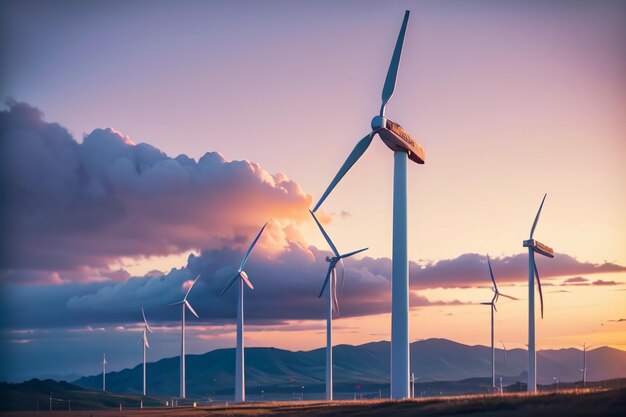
[2, 388, 624, 417]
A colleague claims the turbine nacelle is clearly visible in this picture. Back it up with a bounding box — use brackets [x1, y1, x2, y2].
[523, 239, 554, 258]
[371, 116, 425, 164]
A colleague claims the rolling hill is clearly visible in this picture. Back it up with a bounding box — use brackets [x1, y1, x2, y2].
[72, 338, 626, 399]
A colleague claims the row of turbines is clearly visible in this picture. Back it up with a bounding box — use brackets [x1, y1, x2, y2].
[100, 9, 559, 402]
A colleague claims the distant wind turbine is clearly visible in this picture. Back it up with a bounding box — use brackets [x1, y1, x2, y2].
[168, 274, 201, 399]
[219, 223, 268, 403]
[580, 342, 592, 387]
[523, 194, 554, 392]
[138, 307, 152, 396]
[312, 10, 425, 399]
[480, 256, 517, 389]
[310, 210, 367, 400]
[102, 354, 107, 392]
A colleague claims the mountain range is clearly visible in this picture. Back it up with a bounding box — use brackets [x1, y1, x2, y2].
[73, 338, 625, 399]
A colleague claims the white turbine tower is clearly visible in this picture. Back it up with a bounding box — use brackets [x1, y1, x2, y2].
[138, 307, 153, 396]
[480, 256, 517, 389]
[219, 223, 268, 403]
[310, 210, 367, 400]
[580, 342, 592, 387]
[312, 10, 425, 399]
[523, 193, 554, 392]
[169, 274, 201, 399]
[102, 354, 107, 392]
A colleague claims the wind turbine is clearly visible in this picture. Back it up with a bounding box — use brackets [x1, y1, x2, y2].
[138, 307, 152, 396]
[479, 255, 517, 389]
[312, 10, 425, 399]
[580, 342, 592, 387]
[522, 193, 554, 392]
[169, 274, 201, 399]
[219, 223, 268, 403]
[102, 354, 107, 392]
[310, 210, 368, 400]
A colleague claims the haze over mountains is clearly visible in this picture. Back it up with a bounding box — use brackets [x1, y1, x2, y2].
[72, 338, 625, 398]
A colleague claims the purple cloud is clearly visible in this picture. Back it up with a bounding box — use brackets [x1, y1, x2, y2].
[1, 100, 312, 279]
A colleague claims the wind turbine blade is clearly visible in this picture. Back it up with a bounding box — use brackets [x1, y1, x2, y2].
[480, 302, 492, 305]
[318, 265, 333, 298]
[310, 210, 340, 257]
[137, 335, 144, 345]
[533, 253, 544, 319]
[239, 223, 268, 270]
[498, 292, 519, 301]
[338, 258, 347, 301]
[184, 300, 199, 319]
[183, 274, 202, 301]
[492, 303, 497, 313]
[219, 272, 241, 296]
[332, 269, 340, 317]
[340, 247, 369, 259]
[380, 10, 410, 116]
[487, 255, 498, 292]
[167, 300, 185, 307]
[499, 340, 507, 363]
[312, 133, 374, 212]
[145, 338, 150, 349]
[530, 193, 547, 239]
[241, 272, 254, 290]
[142, 307, 153, 333]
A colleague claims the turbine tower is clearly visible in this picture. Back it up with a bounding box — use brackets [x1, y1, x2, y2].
[480, 256, 516, 389]
[312, 10, 425, 399]
[580, 342, 592, 387]
[310, 210, 368, 400]
[169, 274, 201, 399]
[102, 354, 107, 392]
[138, 307, 153, 396]
[523, 193, 554, 392]
[219, 223, 268, 403]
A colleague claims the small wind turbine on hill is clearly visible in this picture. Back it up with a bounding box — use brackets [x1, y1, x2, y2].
[219, 223, 268, 403]
[138, 307, 152, 396]
[523, 193, 554, 392]
[480, 256, 516, 389]
[169, 274, 201, 399]
[102, 354, 107, 392]
[312, 10, 425, 399]
[310, 210, 368, 400]
[580, 342, 592, 387]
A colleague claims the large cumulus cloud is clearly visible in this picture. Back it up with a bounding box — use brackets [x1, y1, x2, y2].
[3, 242, 624, 330]
[0, 101, 312, 275]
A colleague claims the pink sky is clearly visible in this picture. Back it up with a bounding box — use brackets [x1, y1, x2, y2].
[1, 0, 625, 378]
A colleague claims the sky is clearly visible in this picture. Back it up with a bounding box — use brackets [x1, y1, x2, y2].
[0, 0, 625, 382]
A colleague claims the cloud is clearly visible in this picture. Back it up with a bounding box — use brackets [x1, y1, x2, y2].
[563, 276, 588, 285]
[561, 276, 621, 287]
[591, 280, 619, 286]
[404, 253, 625, 290]
[1, 101, 312, 279]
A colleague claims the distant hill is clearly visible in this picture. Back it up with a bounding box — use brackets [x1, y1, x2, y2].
[72, 338, 626, 399]
[0, 379, 162, 411]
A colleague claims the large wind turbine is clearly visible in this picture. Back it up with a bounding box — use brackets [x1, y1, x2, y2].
[138, 307, 153, 396]
[219, 223, 268, 403]
[480, 255, 517, 389]
[312, 10, 425, 399]
[169, 274, 201, 399]
[102, 354, 107, 392]
[310, 211, 367, 400]
[522, 194, 554, 392]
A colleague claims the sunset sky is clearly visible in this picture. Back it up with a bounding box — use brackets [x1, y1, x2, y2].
[1, 0, 625, 382]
